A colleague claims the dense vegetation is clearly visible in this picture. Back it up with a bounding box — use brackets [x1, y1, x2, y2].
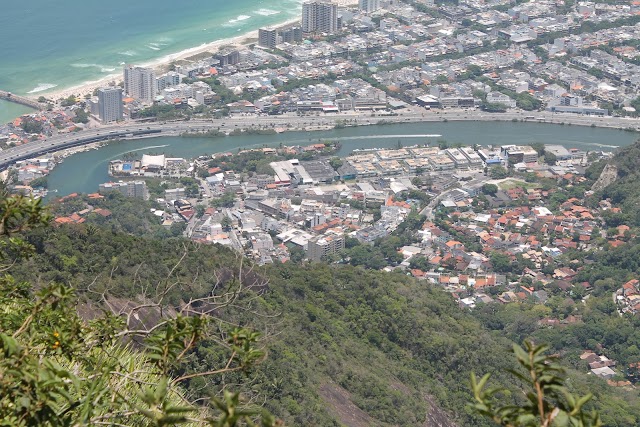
[49, 192, 185, 238]
[0, 193, 274, 426]
[7, 222, 640, 426]
[592, 141, 640, 227]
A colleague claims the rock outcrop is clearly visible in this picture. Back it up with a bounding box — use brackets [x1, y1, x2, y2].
[591, 163, 618, 192]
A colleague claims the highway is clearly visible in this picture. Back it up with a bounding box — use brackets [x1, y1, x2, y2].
[2, 109, 639, 171]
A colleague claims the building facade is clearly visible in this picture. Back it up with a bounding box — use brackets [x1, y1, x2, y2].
[156, 71, 182, 92]
[98, 181, 148, 199]
[280, 26, 303, 43]
[97, 88, 123, 123]
[213, 49, 241, 66]
[123, 65, 156, 103]
[302, 0, 338, 34]
[258, 27, 278, 49]
[307, 233, 345, 261]
[359, 0, 380, 13]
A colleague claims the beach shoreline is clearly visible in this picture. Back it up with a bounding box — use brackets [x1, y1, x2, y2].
[41, 17, 301, 101]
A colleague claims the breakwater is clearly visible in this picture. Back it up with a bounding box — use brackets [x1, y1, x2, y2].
[0, 90, 45, 110]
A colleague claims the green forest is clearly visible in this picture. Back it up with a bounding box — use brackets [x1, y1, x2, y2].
[3, 220, 640, 426]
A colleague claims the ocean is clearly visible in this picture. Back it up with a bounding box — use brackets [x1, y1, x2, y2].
[0, 0, 302, 122]
[0, 101, 34, 126]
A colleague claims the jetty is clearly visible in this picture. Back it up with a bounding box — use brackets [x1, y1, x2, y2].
[0, 90, 46, 111]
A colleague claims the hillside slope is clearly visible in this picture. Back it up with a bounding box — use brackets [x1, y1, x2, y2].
[11, 225, 640, 426]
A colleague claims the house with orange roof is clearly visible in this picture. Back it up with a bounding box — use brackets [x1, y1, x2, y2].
[445, 240, 464, 250]
[411, 269, 425, 278]
[609, 240, 625, 248]
[54, 217, 73, 225]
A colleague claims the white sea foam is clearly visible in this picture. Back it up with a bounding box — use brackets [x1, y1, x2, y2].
[118, 50, 137, 57]
[71, 63, 116, 72]
[146, 44, 161, 51]
[584, 142, 618, 149]
[336, 134, 442, 140]
[228, 14, 252, 24]
[255, 8, 280, 16]
[27, 83, 58, 94]
[124, 144, 170, 154]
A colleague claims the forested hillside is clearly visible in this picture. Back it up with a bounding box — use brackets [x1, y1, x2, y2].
[592, 140, 640, 227]
[10, 224, 640, 426]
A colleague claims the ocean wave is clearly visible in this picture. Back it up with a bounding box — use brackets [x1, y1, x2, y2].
[27, 83, 58, 94]
[146, 44, 161, 51]
[228, 14, 252, 24]
[71, 63, 117, 73]
[255, 8, 280, 16]
[118, 50, 137, 57]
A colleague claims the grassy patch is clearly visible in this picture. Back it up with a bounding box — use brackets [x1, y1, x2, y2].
[498, 179, 540, 190]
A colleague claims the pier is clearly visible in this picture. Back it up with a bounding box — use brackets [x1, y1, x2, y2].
[0, 90, 45, 111]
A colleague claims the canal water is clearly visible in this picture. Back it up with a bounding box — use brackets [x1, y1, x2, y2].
[46, 121, 638, 197]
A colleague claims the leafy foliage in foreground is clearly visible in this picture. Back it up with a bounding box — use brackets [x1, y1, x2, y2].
[0, 194, 276, 426]
[471, 341, 601, 427]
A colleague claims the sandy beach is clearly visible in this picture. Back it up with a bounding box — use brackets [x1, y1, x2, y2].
[43, 17, 302, 101]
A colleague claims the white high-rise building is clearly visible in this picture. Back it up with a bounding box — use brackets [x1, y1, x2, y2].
[359, 0, 380, 13]
[156, 71, 182, 92]
[123, 65, 156, 103]
[97, 88, 123, 123]
[302, 0, 338, 34]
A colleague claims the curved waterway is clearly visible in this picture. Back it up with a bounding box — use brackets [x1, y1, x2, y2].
[46, 121, 639, 197]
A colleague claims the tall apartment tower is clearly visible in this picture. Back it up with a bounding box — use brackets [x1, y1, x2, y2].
[123, 65, 156, 103]
[302, 0, 338, 34]
[359, 0, 380, 13]
[280, 26, 303, 43]
[97, 88, 123, 123]
[258, 27, 278, 49]
[307, 233, 345, 262]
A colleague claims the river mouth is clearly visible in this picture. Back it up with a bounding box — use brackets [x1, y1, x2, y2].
[45, 121, 637, 197]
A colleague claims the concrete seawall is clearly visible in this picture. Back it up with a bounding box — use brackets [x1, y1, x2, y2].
[0, 90, 45, 111]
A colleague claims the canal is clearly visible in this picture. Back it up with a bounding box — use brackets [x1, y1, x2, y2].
[46, 121, 639, 196]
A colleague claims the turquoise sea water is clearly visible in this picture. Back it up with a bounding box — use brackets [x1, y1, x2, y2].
[0, 0, 302, 96]
[0, 100, 35, 126]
